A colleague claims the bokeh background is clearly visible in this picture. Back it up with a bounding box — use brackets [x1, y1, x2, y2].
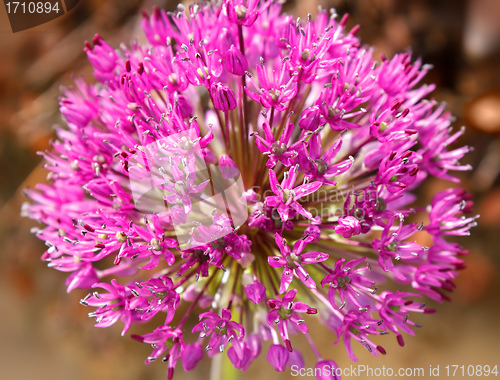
[1, 0, 499, 379]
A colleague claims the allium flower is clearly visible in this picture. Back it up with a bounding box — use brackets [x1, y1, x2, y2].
[22, 1, 477, 378]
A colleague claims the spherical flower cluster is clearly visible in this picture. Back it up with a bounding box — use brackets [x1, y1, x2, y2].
[23, 1, 476, 378]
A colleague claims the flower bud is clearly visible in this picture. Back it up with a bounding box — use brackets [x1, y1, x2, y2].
[244, 280, 267, 304]
[315, 360, 340, 380]
[247, 333, 262, 359]
[182, 344, 204, 371]
[288, 349, 305, 369]
[267, 344, 289, 372]
[210, 83, 237, 111]
[175, 94, 193, 119]
[335, 216, 362, 238]
[228, 344, 252, 370]
[65, 264, 98, 293]
[225, 45, 248, 76]
[299, 106, 321, 131]
[219, 154, 240, 179]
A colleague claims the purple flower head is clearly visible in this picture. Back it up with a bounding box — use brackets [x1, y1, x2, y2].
[329, 309, 385, 361]
[321, 257, 375, 310]
[372, 213, 424, 280]
[131, 326, 185, 379]
[192, 309, 245, 358]
[299, 132, 354, 185]
[426, 189, 477, 236]
[376, 290, 427, 344]
[246, 61, 298, 111]
[266, 289, 317, 351]
[269, 233, 328, 293]
[23, 1, 475, 378]
[253, 118, 305, 168]
[267, 165, 323, 224]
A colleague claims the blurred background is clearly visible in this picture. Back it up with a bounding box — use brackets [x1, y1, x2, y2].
[0, 0, 499, 379]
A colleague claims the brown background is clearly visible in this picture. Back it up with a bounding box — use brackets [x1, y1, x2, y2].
[1, 0, 499, 379]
